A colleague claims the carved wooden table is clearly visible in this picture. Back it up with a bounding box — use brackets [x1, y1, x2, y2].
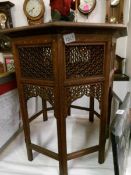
[3, 22, 127, 175]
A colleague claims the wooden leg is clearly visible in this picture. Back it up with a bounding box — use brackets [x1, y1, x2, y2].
[89, 97, 94, 122]
[98, 149, 105, 164]
[107, 88, 113, 137]
[98, 99, 107, 164]
[67, 107, 71, 116]
[21, 94, 33, 161]
[98, 128, 106, 164]
[26, 142, 33, 161]
[42, 99, 48, 121]
[57, 118, 68, 175]
[98, 109, 106, 163]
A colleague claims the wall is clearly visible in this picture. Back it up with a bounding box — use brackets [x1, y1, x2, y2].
[127, 5, 131, 93]
[115, 0, 130, 58]
[0, 0, 106, 27]
[0, 0, 129, 26]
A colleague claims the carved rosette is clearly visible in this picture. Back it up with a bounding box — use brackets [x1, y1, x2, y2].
[18, 45, 53, 80]
[66, 82, 103, 108]
[65, 44, 104, 79]
[23, 84, 54, 107]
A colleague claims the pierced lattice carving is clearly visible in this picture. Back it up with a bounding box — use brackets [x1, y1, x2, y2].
[66, 82, 103, 107]
[18, 45, 53, 80]
[23, 84, 54, 106]
[65, 44, 104, 79]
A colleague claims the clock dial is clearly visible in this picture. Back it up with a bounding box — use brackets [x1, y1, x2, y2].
[0, 12, 7, 29]
[0, 1, 14, 29]
[0, 13, 7, 23]
[23, 0, 45, 25]
[26, 0, 42, 17]
[111, 0, 120, 6]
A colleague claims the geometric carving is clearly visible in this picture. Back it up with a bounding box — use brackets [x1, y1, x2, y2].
[65, 44, 104, 79]
[23, 84, 54, 106]
[18, 45, 53, 80]
[66, 82, 103, 106]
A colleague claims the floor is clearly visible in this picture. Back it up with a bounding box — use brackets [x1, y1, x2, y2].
[0, 114, 130, 175]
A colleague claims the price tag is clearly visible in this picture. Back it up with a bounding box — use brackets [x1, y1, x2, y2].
[63, 33, 76, 44]
[116, 110, 125, 115]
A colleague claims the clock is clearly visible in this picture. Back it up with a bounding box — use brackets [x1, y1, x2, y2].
[106, 0, 124, 23]
[0, 1, 14, 29]
[23, 0, 45, 25]
[0, 12, 7, 29]
[78, 0, 96, 16]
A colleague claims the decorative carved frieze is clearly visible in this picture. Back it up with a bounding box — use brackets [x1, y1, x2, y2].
[66, 82, 103, 106]
[23, 84, 54, 106]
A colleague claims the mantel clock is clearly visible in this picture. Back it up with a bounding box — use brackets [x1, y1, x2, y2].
[0, 1, 14, 29]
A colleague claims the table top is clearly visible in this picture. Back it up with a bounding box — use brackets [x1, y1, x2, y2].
[1, 21, 127, 38]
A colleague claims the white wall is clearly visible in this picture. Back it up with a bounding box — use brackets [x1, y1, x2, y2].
[127, 5, 131, 93]
[0, 0, 130, 26]
[115, 0, 130, 58]
[123, 0, 131, 25]
[0, 0, 106, 27]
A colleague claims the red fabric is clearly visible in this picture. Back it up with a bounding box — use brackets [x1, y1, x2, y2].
[0, 80, 17, 95]
[50, 0, 75, 16]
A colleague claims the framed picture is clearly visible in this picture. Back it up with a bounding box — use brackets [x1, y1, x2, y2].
[0, 62, 5, 73]
[4, 55, 15, 72]
[111, 92, 131, 175]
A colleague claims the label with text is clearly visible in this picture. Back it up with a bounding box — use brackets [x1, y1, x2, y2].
[63, 33, 76, 44]
[116, 110, 125, 115]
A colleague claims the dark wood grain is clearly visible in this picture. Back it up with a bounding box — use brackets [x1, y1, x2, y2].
[2, 22, 127, 175]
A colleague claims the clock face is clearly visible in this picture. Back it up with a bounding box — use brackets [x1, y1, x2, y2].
[0, 12, 7, 29]
[26, 0, 42, 17]
[78, 0, 96, 14]
[0, 13, 7, 23]
[111, 0, 120, 6]
[23, 0, 45, 25]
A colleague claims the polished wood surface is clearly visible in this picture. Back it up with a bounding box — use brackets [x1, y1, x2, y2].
[2, 22, 127, 175]
[2, 21, 127, 37]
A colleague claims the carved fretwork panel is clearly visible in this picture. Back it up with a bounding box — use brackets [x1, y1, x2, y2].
[23, 84, 54, 106]
[66, 82, 103, 107]
[65, 44, 104, 79]
[18, 45, 53, 80]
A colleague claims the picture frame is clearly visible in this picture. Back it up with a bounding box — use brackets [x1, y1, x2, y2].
[4, 54, 15, 72]
[111, 92, 131, 175]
